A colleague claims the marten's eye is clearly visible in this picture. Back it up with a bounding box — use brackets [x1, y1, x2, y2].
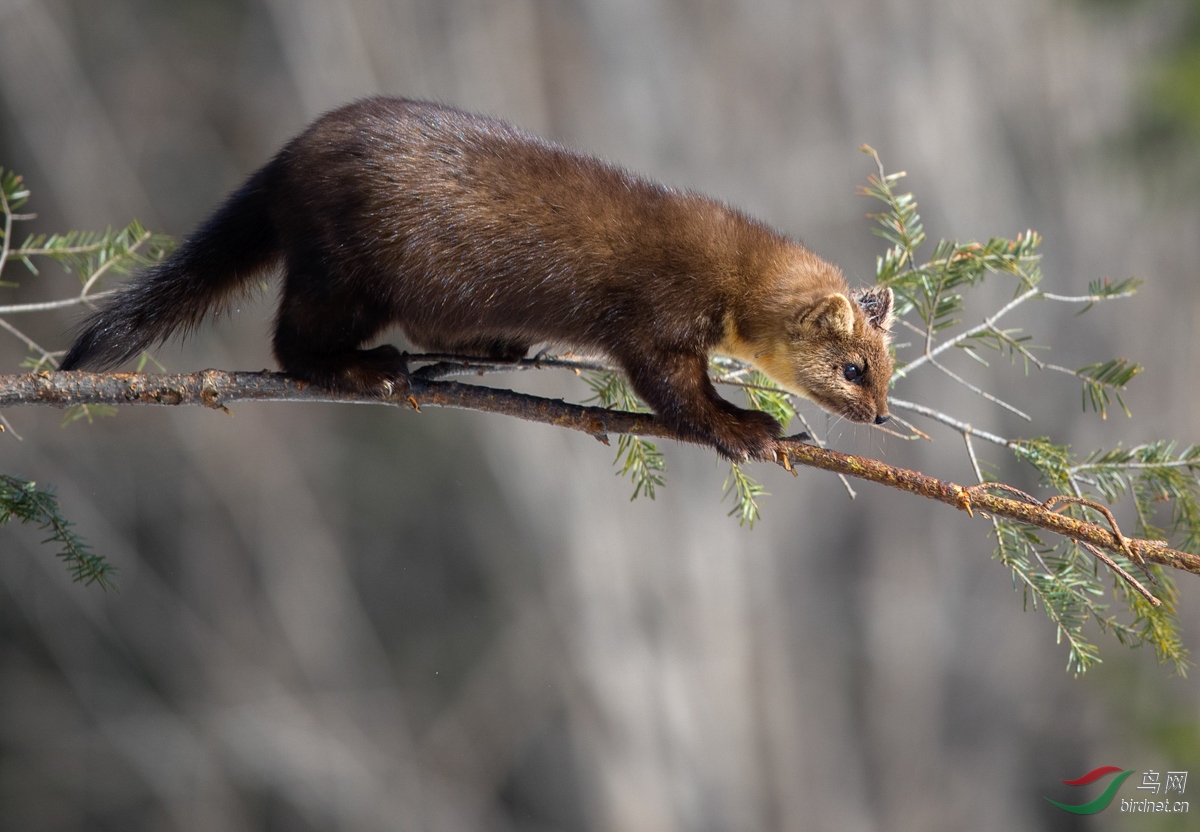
[843, 363, 864, 383]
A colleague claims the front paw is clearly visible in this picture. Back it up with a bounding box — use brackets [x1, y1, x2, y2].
[712, 409, 783, 461]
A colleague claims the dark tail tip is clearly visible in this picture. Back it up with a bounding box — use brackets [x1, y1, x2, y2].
[57, 288, 162, 371]
[57, 318, 104, 371]
[57, 335, 94, 371]
[57, 317, 146, 372]
[57, 156, 282, 372]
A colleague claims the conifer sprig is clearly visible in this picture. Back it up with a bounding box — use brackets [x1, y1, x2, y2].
[0, 170, 162, 588]
[584, 371, 667, 500]
[858, 146, 1192, 674]
[0, 474, 116, 589]
[11, 221, 172, 286]
[723, 462, 766, 528]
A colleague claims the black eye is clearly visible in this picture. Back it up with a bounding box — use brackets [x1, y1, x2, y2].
[843, 363, 863, 383]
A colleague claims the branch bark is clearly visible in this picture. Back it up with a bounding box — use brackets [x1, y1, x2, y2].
[3, 369, 1198, 578]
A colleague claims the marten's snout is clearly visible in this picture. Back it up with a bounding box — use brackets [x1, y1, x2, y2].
[875, 414, 890, 425]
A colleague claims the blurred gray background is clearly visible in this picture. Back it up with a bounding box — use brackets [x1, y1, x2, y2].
[1, 0, 1198, 830]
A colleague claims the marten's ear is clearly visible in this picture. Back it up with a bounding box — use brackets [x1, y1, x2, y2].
[798, 293, 856, 338]
[850, 285, 894, 337]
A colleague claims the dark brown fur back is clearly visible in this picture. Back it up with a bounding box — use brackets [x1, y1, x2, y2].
[273, 100, 807, 355]
[60, 98, 892, 459]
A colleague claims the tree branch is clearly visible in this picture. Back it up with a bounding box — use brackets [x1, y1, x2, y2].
[3, 368, 1197, 578]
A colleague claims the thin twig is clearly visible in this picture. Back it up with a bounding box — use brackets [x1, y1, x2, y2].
[929, 356, 1032, 421]
[1041, 291, 1139, 303]
[0, 411, 21, 440]
[0, 178, 12, 279]
[983, 323, 1108, 381]
[0, 317, 57, 367]
[1043, 495, 1139, 562]
[1081, 542, 1158, 605]
[1041, 495, 1159, 592]
[795, 411, 856, 498]
[1071, 457, 1200, 473]
[893, 287, 1136, 380]
[79, 230, 151, 296]
[962, 431, 986, 486]
[884, 410, 931, 441]
[0, 289, 117, 315]
[10, 242, 130, 257]
[962, 432, 1052, 591]
[888, 397, 1014, 447]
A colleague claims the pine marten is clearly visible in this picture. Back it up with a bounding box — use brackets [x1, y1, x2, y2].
[59, 98, 894, 460]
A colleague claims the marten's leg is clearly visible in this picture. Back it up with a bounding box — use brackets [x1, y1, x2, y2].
[272, 264, 407, 395]
[618, 350, 782, 460]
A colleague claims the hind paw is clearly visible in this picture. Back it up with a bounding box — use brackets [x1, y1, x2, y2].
[340, 346, 410, 397]
[283, 345, 410, 397]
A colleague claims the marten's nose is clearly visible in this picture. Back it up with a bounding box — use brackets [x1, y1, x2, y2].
[875, 414, 890, 425]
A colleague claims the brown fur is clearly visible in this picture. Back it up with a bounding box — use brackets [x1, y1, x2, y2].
[60, 98, 894, 459]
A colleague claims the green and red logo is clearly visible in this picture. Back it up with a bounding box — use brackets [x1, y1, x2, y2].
[1045, 766, 1135, 814]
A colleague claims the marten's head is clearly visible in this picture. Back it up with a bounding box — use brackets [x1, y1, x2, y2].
[753, 286, 895, 425]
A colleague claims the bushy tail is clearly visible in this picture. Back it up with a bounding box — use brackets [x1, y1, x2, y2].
[59, 159, 283, 371]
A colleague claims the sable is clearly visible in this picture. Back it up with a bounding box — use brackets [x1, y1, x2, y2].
[59, 98, 894, 459]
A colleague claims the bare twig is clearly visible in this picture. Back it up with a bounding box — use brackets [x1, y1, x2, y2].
[0, 177, 12, 279]
[894, 286, 1138, 381]
[1072, 457, 1200, 473]
[0, 317, 57, 368]
[928, 355, 1032, 420]
[2, 368, 1196, 578]
[888, 397, 1014, 448]
[0, 289, 117, 315]
[0, 411, 20, 440]
[794, 411, 856, 498]
[1082, 541, 1158, 605]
